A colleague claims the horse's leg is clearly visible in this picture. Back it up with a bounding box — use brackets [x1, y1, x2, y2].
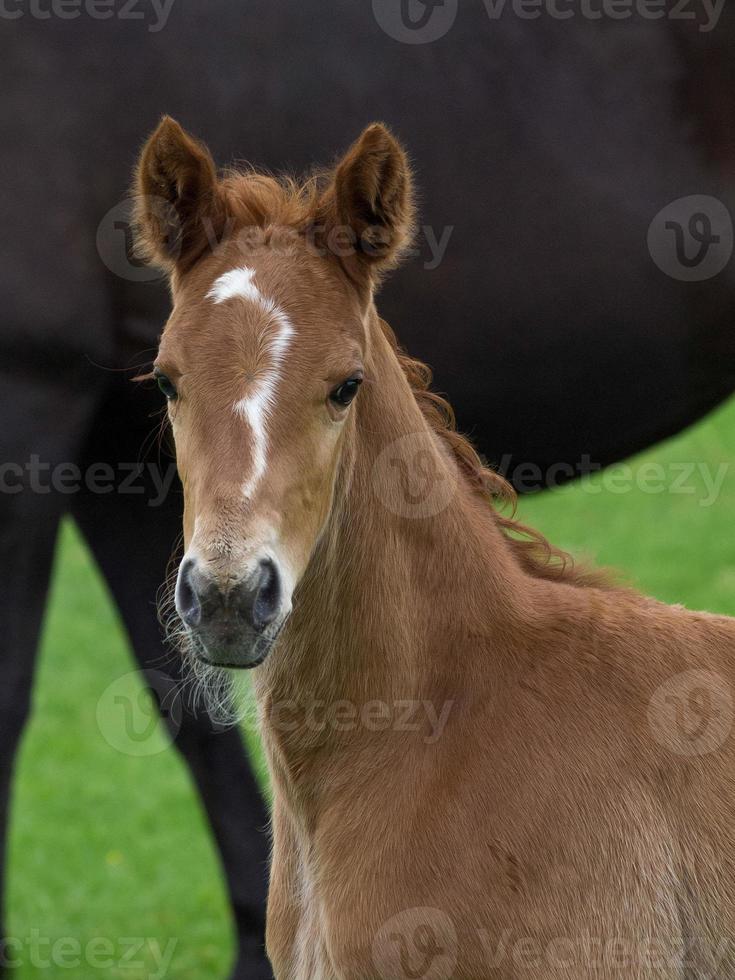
[0, 511, 60, 979]
[70, 375, 272, 980]
[0, 368, 100, 977]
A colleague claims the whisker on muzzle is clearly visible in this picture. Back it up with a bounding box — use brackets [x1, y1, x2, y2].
[157, 568, 253, 727]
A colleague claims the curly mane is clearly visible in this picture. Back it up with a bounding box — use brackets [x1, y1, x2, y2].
[378, 319, 611, 589]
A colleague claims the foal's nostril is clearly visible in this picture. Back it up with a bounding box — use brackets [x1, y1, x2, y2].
[176, 558, 202, 629]
[176, 555, 282, 642]
[252, 558, 281, 630]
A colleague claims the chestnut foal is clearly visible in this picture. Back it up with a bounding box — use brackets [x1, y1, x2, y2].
[135, 118, 735, 979]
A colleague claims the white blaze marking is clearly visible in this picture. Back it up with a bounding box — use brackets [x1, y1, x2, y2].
[207, 266, 294, 499]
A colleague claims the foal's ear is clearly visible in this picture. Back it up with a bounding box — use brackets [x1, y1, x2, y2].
[134, 116, 225, 274]
[319, 123, 415, 282]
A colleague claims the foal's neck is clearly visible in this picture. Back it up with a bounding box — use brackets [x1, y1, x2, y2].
[258, 308, 531, 721]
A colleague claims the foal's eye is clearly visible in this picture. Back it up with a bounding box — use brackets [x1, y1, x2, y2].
[329, 376, 362, 408]
[154, 371, 178, 401]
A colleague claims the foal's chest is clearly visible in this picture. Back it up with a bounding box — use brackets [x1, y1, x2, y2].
[269, 857, 338, 979]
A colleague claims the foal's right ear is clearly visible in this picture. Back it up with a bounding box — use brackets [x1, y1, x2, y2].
[134, 116, 226, 275]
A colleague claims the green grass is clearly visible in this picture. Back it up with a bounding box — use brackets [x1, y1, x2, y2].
[517, 396, 735, 616]
[7, 397, 735, 977]
[7, 532, 236, 979]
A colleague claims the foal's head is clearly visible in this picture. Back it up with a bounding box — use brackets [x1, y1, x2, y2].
[135, 117, 414, 668]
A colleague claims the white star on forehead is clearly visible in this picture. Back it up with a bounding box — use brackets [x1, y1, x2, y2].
[206, 265, 261, 305]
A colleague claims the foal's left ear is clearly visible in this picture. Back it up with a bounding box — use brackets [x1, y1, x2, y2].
[318, 123, 415, 283]
[134, 115, 226, 275]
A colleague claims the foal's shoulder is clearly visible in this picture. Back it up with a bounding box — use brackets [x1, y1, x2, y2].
[591, 585, 735, 678]
[544, 580, 735, 674]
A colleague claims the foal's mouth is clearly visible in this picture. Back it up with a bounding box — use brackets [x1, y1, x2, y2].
[189, 617, 287, 671]
[194, 653, 268, 670]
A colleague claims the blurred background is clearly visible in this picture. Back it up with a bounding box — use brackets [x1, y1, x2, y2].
[2, 1, 735, 977]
